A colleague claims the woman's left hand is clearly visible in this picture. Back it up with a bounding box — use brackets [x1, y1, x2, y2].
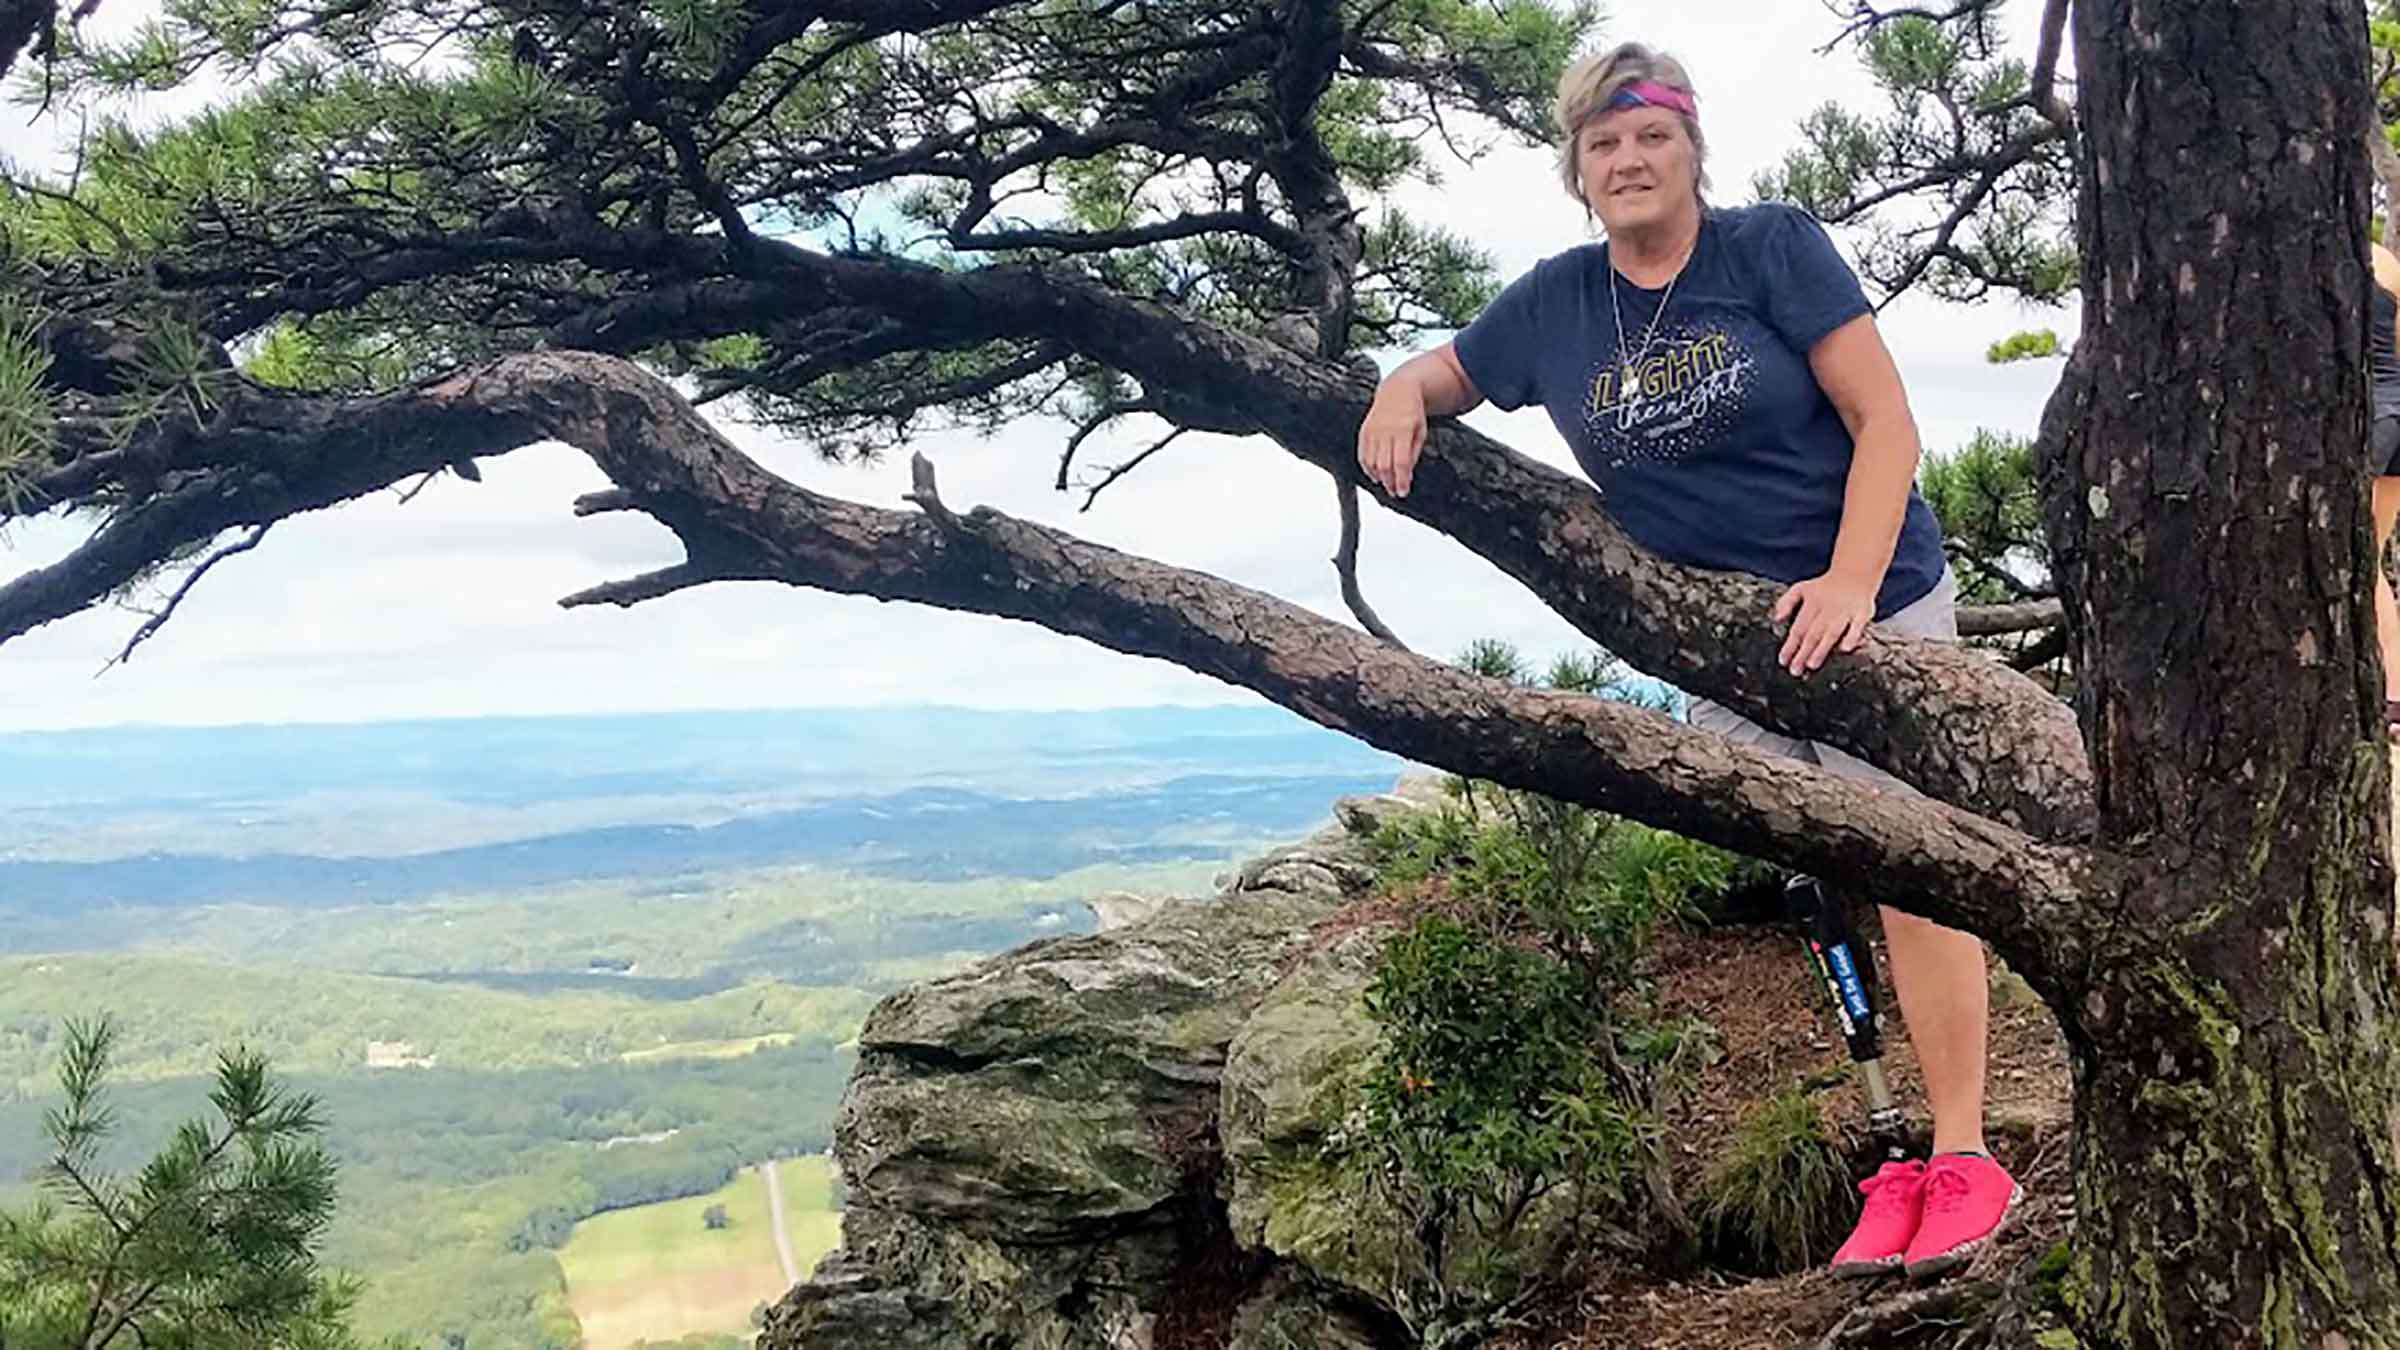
[1770, 573, 1877, 677]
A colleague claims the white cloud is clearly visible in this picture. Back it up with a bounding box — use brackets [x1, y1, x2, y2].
[0, 0, 2074, 731]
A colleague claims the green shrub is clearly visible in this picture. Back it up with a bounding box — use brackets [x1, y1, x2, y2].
[1332, 642, 1745, 1344]
[1694, 1090, 1854, 1274]
[1337, 898, 1707, 1346]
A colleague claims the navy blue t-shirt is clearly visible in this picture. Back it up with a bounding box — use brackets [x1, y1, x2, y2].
[1453, 203, 1946, 620]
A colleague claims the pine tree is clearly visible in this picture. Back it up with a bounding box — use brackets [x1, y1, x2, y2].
[2, 2, 2396, 1344]
[0, 1018, 375, 1350]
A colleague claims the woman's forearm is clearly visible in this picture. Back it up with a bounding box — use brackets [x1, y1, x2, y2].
[1829, 410, 1922, 587]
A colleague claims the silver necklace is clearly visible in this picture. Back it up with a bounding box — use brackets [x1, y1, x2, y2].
[1607, 223, 1700, 408]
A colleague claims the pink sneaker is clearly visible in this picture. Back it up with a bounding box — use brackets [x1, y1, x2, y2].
[1828, 1159, 1924, 1277]
[1903, 1153, 2020, 1280]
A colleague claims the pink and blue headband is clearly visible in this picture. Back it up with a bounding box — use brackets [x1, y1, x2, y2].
[1608, 80, 1697, 117]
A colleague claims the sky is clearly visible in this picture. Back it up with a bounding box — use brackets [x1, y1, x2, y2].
[0, 1, 2071, 731]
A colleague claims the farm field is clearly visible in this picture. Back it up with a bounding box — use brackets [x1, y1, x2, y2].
[559, 1158, 843, 1350]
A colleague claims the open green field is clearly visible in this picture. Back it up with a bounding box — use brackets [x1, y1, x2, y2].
[772, 1158, 844, 1281]
[559, 1158, 843, 1350]
[622, 1032, 798, 1064]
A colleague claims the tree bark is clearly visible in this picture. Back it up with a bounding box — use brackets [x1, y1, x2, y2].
[2047, 2, 2400, 1344]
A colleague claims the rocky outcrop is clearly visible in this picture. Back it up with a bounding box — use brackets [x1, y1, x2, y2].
[1084, 890, 1171, 931]
[762, 800, 1411, 1350]
[1217, 923, 1396, 1308]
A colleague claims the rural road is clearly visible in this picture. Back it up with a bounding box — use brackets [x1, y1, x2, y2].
[762, 1159, 800, 1286]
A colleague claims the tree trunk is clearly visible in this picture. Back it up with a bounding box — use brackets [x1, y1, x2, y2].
[2049, 2, 2400, 1344]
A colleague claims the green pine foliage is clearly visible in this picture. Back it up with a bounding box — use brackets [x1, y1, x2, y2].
[1986, 328, 2063, 364]
[1753, 14, 2076, 304]
[2373, 1, 2400, 137]
[0, 1035, 851, 1350]
[6, 0, 1593, 466]
[1918, 429, 2047, 607]
[0, 1017, 380, 1350]
[0, 295, 52, 517]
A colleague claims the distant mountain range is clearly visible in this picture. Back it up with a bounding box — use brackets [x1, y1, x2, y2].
[0, 705, 1409, 912]
[0, 773, 1393, 911]
[0, 704, 1391, 808]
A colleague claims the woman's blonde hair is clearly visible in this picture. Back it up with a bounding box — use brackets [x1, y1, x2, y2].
[1554, 42, 1708, 208]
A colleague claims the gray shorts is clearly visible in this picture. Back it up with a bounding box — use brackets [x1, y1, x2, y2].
[1684, 568, 1958, 798]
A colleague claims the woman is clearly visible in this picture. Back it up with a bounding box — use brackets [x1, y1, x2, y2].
[2370, 241, 2400, 735]
[1354, 42, 2015, 1280]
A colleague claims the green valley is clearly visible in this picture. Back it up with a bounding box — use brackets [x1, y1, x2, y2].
[0, 707, 1401, 1346]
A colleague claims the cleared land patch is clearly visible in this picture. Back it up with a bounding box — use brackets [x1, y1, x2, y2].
[560, 1160, 842, 1350]
[620, 1032, 798, 1064]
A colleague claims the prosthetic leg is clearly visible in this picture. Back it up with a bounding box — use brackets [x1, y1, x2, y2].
[1784, 875, 1909, 1163]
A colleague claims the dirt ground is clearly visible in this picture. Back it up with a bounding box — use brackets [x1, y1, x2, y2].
[1490, 916, 2076, 1350]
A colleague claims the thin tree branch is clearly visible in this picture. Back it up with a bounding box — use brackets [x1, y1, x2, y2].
[1334, 473, 1405, 647]
[1815, 1282, 1997, 1347]
[393, 469, 441, 504]
[2026, 0, 2072, 129]
[1955, 597, 2063, 636]
[86, 1272, 169, 1350]
[557, 561, 733, 608]
[953, 210, 1305, 257]
[1058, 400, 1160, 491]
[1, 173, 132, 253]
[97, 524, 268, 673]
[1815, 0, 2004, 54]
[1871, 142, 2035, 311]
[2008, 624, 2070, 673]
[901, 451, 958, 531]
[1078, 426, 1186, 509]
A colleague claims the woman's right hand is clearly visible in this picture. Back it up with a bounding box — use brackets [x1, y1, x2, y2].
[1357, 382, 1428, 498]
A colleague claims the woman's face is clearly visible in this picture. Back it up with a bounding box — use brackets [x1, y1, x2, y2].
[1576, 104, 1700, 236]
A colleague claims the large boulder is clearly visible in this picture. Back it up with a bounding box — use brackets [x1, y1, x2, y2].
[764, 811, 1399, 1350]
[1218, 924, 1403, 1308]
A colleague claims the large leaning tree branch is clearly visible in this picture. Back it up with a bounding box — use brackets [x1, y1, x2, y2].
[1, 349, 2105, 991]
[587, 233, 2102, 839]
[13, 223, 2097, 842]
